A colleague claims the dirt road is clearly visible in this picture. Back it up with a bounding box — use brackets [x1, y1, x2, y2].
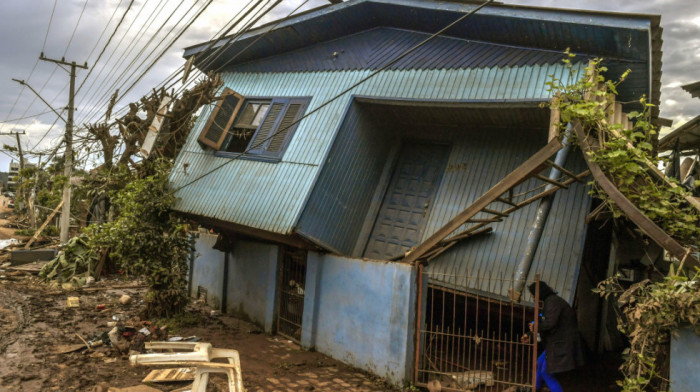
[0, 274, 403, 392]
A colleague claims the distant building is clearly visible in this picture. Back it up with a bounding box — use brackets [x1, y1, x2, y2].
[7, 160, 35, 192]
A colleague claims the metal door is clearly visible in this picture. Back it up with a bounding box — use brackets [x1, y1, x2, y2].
[363, 143, 449, 260]
[277, 247, 307, 342]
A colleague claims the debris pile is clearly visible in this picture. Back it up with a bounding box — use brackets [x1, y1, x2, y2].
[39, 235, 98, 289]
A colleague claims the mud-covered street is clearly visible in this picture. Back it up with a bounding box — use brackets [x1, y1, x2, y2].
[0, 273, 399, 392]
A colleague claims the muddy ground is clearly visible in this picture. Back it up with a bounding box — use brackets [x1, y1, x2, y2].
[0, 273, 405, 392]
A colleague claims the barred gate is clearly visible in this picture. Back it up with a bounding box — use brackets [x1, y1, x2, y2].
[276, 247, 307, 342]
[415, 267, 540, 391]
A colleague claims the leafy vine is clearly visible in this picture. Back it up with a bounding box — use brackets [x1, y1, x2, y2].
[546, 51, 699, 391]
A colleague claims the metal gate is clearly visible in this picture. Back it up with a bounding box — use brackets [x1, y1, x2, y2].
[415, 267, 540, 391]
[276, 247, 307, 342]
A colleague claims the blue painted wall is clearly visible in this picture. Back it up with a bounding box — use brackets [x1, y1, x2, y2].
[190, 233, 226, 309]
[301, 253, 417, 385]
[226, 240, 279, 332]
[190, 234, 279, 332]
[671, 326, 700, 392]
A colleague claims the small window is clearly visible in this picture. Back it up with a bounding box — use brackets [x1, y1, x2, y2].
[199, 92, 309, 161]
[198, 88, 244, 150]
[225, 100, 271, 153]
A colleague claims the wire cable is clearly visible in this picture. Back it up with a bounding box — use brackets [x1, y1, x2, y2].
[0, 0, 58, 132]
[63, 0, 90, 56]
[173, 0, 496, 192]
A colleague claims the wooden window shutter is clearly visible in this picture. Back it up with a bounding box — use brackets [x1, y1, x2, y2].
[266, 99, 305, 155]
[248, 101, 285, 153]
[198, 88, 244, 149]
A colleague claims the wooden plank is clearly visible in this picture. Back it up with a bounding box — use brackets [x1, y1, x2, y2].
[534, 174, 569, 188]
[574, 123, 699, 268]
[548, 94, 561, 143]
[24, 200, 63, 249]
[482, 208, 508, 217]
[403, 138, 563, 265]
[545, 160, 584, 182]
[466, 218, 502, 223]
[513, 170, 591, 209]
[142, 367, 195, 383]
[495, 197, 518, 207]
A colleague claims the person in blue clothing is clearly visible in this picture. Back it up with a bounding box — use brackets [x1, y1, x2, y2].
[521, 281, 585, 392]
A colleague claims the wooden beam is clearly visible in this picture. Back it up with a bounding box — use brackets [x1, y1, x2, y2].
[514, 170, 591, 210]
[545, 160, 584, 182]
[466, 218, 502, 223]
[575, 122, 699, 268]
[548, 94, 561, 143]
[24, 200, 63, 249]
[403, 138, 563, 265]
[534, 174, 569, 188]
[482, 208, 509, 217]
[495, 197, 518, 207]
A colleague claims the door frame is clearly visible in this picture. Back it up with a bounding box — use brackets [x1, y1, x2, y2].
[360, 140, 451, 259]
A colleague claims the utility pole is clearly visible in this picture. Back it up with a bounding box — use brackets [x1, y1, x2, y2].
[39, 53, 88, 243]
[0, 130, 25, 204]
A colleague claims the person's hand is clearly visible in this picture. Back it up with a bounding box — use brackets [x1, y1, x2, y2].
[520, 334, 530, 344]
[528, 322, 534, 332]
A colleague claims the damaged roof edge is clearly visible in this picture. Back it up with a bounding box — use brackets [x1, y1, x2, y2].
[183, 0, 656, 58]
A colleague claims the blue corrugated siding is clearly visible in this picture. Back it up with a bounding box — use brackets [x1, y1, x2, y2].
[423, 128, 591, 303]
[169, 62, 584, 234]
[229, 27, 569, 73]
[296, 103, 394, 254]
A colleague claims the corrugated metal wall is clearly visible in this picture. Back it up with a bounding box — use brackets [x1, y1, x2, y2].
[296, 103, 394, 254]
[170, 62, 585, 235]
[422, 126, 591, 303]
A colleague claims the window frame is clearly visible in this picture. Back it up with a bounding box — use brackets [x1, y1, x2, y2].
[197, 88, 244, 150]
[213, 96, 311, 162]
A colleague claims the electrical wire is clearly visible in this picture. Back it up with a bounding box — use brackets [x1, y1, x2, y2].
[63, 0, 90, 57]
[88, 0, 275, 126]
[74, 0, 158, 117]
[77, 0, 133, 93]
[173, 0, 497, 192]
[0, 0, 58, 133]
[0, 110, 55, 124]
[78, 0, 196, 124]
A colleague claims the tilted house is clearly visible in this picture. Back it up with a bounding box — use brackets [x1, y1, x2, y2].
[170, 0, 661, 386]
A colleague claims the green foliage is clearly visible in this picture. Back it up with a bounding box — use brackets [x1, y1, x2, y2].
[85, 159, 192, 318]
[547, 51, 700, 249]
[548, 51, 700, 392]
[594, 273, 700, 392]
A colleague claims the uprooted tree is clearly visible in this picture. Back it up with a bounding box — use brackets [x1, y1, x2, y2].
[39, 73, 223, 317]
[547, 53, 699, 392]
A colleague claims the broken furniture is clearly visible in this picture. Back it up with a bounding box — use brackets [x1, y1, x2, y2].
[129, 342, 243, 392]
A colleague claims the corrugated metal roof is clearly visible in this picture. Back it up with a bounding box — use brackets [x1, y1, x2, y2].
[422, 131, 591, 304]
[185, 0, 659, 122]
[229, 27, 570, 73]
[170, 63, 584, 235]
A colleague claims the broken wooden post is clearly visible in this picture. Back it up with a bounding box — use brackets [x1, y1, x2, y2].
[24, 200, 63, 249]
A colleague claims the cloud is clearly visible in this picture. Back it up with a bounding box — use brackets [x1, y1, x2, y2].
[0, 0, 697, 171]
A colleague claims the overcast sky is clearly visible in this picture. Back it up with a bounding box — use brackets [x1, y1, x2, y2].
[0, 0, 697, 171]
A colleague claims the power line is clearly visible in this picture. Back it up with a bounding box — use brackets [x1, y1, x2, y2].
[0, 0, 58, 133]
[77, 0, 133, 93]
[0, 110, 55, 124]
[174, 0, 496, 192]
[74, 0, 158, 118]
[63, 0, 90, 57]
[89, 0, 273, 126]
[78, 0, 195, 124]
